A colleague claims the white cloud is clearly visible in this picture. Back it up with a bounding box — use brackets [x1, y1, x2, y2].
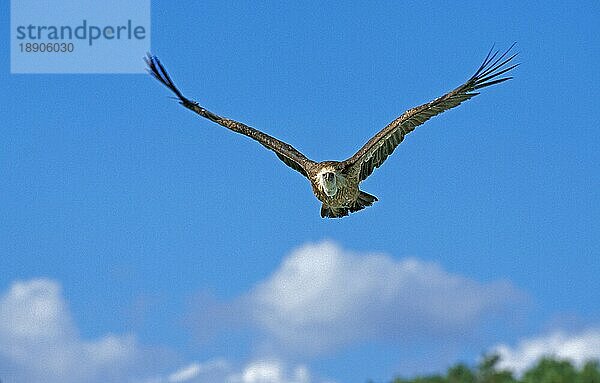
[0, 242, 527, 383]
[225, 241, 524, 354]
[227, 360, 313, 383]
[0, 278, 331, 383]
[0, 279, 161, 383]
[167, 359, 229, 382]
[147, 358, 327, 383]
[493, 328, 600, 375]
[168, 362, 203, 382]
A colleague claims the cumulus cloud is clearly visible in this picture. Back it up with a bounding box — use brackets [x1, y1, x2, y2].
[0, 279, 173, 383]
[194, 241, 525, 354]
[228, 359, 314, 383]
[0, 278, 328, 383]
[0, 242, 527, 383]
[145, 358, 327, 383]
[493, 328, 600, 375]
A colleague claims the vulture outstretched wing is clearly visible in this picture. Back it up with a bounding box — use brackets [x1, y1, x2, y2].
[145, 55, 314, 177]
[343, 44, 518, 181]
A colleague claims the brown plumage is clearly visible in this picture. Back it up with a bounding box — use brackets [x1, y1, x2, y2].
[145, 44, 518, 218]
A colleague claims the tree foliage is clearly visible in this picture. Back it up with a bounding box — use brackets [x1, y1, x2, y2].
[390, 355, 599, 383]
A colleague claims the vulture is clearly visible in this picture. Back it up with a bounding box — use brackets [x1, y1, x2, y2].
[146, 44, 517, 218]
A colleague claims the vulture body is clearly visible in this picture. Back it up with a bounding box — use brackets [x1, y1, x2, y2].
[146, 45, 517, 218]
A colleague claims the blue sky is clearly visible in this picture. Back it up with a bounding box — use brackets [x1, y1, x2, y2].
[1, 1, 599, 382]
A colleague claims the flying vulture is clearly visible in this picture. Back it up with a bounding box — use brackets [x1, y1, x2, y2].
[146, 45, 517, 218]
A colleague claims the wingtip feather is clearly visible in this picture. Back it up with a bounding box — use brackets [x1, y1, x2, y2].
[470, 43, 519, 90]
[144, 53, 189, 103]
